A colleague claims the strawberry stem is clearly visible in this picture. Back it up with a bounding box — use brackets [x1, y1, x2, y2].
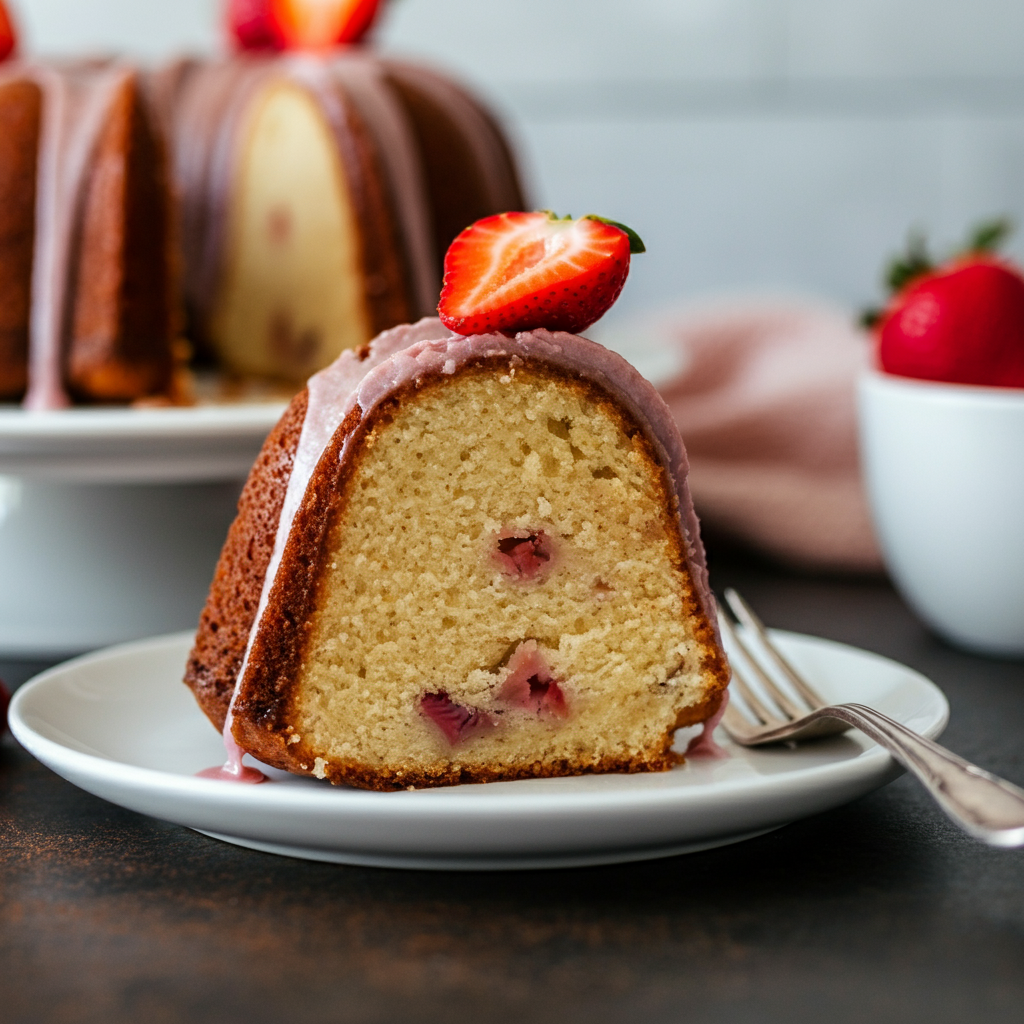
[885, 230, 934, 294]
[860, 216, 1016, 330]
[964, 217, 1013, 255]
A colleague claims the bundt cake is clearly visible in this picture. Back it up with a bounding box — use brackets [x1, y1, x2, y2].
[185, 318, 729, 790]
[0, 45, 523, 407]
[157, 52, 525, 383]
[0, 62, 178, 407]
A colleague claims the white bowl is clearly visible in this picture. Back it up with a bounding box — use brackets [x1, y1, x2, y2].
[858, 370, 1024, 657]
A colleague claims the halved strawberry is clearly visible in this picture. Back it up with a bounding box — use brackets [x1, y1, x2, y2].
[0, 1, 18, 62]
[227, 0, 382, 51]
[438, 211, 645, 336]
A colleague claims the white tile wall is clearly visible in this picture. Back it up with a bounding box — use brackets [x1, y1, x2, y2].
[12, 0, 1024, 319]
[14, 0, 219, 56]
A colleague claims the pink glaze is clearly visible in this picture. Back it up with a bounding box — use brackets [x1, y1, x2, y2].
[494, 530, 553, 580]
[498, 640, 568, 718]
[420, 692, 496, 746]
[196, 764, 267, 783]
[198, 715, 268, 782]
[684, 690, 731, 760]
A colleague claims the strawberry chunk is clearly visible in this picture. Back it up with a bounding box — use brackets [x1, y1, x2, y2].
[226, 0, 381, 51]
[494, 530, 553, 580]
[420, 692, 495, 746]
[497, 641, 568, 719]
[438, 211, 645, 336]
[0, 2, 18, 62]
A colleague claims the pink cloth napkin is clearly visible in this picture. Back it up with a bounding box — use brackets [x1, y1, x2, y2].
[655, 300, 884, 573]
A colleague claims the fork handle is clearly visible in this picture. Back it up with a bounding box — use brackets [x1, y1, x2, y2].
[815, 703, 1024, 846]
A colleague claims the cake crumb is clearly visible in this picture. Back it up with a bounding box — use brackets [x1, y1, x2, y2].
[313, 757, 329, 779]
[537, 496, 552, 516]
[288, 733, 301, 744]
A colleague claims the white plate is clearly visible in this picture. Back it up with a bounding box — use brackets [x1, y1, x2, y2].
[9, 629, 948, 871]
[0, 402, 287, 483]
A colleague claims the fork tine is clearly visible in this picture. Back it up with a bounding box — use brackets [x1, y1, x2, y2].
[718, 613, 784, 725]
[719, 607, 807, 720]
[724, 589, 828, 710]
[722, 701, 761, 741]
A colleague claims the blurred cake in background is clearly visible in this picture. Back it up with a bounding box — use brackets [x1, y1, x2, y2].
[0, 60, 178, 407]
[0, 0, 526, 405]
[157, 50, 525, 383]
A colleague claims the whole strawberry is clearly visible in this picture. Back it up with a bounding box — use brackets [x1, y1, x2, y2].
[869, 220, 1024, 388]
[438, 211, 645, 336]
[0, 1, 18, 62]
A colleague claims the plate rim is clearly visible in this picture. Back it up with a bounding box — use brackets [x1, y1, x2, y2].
[9, 627, 950, 819]
[0, 402, 289, 440]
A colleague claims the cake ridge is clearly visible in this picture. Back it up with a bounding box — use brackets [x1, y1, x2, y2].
[159, 51, 525, 373]
[0, 59, 177, 409]
[327, 52, 438, 317]
[16, 63, 132, 409]
[381, 59, 522, 218]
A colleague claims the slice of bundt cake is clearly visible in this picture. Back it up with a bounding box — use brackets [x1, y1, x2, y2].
[0, 75, 39, 400]
[0, 62, 178, 408]
[159, 53, 525, 384]
[185, 319, 729, 790]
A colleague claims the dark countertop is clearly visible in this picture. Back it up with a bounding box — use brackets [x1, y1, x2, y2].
[2, 552, 1023, 1024]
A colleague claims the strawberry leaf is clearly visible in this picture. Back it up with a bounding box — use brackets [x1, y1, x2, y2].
[885, 230, 933, 294]
[963, 217, 1013, 255]
[585, 215, 646, 254]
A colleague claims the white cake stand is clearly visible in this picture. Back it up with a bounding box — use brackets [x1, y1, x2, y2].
[0, 403, 286, 657]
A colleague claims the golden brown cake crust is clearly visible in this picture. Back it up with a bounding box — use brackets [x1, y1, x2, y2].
[67, 73, 177, 402]
[0, 77, 41, 400]
[184, 388, 309, 728]
[215, 358, 730, 790]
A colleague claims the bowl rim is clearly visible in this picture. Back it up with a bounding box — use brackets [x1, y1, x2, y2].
[859, 367, 1024, 407]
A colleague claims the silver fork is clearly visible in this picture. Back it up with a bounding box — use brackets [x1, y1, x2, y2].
[718, 588, 1024, 848]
